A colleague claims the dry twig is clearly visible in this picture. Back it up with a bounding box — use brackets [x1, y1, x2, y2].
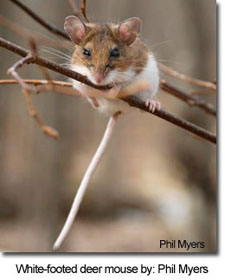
[9, 0, 69, 40]
[0, 15, 70, 49]
[159, 63, 216, 92]
[81, 0, 89, 22]
[161, 80, 216, 116]
[67, 0, 81, 18]
[7, 54, 59, 139]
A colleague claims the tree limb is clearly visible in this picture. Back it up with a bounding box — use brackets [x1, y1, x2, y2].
[9, 0, 69, 40]
[81, 0, 89, 22]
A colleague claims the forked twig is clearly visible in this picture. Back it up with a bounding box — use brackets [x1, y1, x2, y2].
[7, 54, 59, 139]
[161, 80, 216, 116]
[53, 112, 121, 250]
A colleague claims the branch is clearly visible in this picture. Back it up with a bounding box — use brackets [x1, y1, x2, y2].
[124, 96, 216, 144]
[81, 0, 89, 22]
[7, 53, 59, 139]
[66, 0, 81, 18]
[159, 63, 216, 92]
[9, 0, 69, 40]
[0, 79, 72, 87]
[0, 15, 70, 49]
[161, 80, 216, 116]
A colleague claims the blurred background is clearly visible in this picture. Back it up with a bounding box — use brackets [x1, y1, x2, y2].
[0, 0, 216, 252]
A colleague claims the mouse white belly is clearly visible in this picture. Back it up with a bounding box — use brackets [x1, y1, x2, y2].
[71, 53, 160, 116]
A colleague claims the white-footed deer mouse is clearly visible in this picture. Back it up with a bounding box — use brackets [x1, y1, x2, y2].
[64, 15, 160, 114]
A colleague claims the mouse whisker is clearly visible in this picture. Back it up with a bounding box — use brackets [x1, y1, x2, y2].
[41, 47, 71, 61]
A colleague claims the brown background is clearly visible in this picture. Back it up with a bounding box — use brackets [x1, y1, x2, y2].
[0, 0, 216, 252]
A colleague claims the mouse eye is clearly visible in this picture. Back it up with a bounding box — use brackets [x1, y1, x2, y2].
[83, 48, 91, 57]
[110, 47, 120, 58]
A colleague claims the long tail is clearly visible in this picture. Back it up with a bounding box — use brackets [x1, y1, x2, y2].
[53, 112, 121, 250]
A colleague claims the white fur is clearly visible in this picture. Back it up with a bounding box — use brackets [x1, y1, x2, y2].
[71, 53, 160, 115]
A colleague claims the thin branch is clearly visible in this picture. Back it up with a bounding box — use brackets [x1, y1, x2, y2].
[161, 80, 216, 116]
[67, 0, 81, 18]
[0, 15, 70, 49]
[125, 96, 216, 144]
[81, 0, 89, 22]
[0, 79, 150, 100]
[0, 37, 216, 144]
[9, 0, 69, 40]
[7, 54, 59, 139]
[0, 79, 71, 87]
[159, 63, 216, 92]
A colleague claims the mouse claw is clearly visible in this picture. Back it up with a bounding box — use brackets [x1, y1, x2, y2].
[145, 100, 161, 113]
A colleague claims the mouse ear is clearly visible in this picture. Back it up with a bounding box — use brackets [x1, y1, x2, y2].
[118, 17, 142, 45]
[64, 16, 88, 44]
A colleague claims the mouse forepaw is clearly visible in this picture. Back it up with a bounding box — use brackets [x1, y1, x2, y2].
[145, 100, 161, 113]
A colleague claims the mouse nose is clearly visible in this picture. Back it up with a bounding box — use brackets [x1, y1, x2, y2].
[94, 72, 104, 84]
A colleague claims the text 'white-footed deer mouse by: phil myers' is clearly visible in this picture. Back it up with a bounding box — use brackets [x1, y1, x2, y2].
[53, 16, 160, 250]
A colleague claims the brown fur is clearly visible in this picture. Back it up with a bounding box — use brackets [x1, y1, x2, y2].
[71, 22, 149, 77]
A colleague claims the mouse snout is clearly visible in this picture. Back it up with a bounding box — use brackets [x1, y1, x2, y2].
[93, 65, 111, 84]
[94, 72, 104, 84]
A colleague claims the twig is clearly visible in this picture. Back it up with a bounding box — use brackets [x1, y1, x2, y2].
[0, 37, 108, 90]
[81, 0, 89, 22]
[53, 112, 120, 250]
[9, 0, 69, 40]
[67, 0, 81, 18]
[0, 15, 70, 49]
[0, 37, 216, 144]
[29, 39, 54, 90]
[0, 79, 71, 87]
[7, 54, 59, 139]
[0, 79, 150, 100]
[159, 63, 216, 92]
[125, 96, 216, 144]
[161, 80, 216, 116]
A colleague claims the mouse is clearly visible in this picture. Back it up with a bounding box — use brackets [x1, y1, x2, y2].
[64, 15, 160, 115]
[53, 16, 160, 250]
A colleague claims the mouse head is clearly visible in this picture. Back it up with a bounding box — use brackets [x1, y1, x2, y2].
[64, 16, 143, 85]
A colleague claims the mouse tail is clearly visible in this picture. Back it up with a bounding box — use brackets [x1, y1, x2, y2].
[53, 111, 121, 251]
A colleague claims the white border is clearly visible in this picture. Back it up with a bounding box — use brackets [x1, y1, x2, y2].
[0, 1, 223, 279]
